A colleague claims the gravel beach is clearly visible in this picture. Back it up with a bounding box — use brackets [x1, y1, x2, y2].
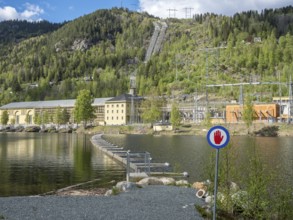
[0, 185, 205, 220]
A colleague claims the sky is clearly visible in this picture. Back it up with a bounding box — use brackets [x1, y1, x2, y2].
[0, 0, 292, 23]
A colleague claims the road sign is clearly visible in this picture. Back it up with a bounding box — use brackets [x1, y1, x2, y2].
[206, 125, 230, 220]
[207, 126, 230, 149]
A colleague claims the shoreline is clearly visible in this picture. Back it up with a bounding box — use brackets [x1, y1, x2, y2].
[84, 122, 293, 137]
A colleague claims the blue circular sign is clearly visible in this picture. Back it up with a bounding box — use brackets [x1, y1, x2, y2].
[207, 126, 230, 149]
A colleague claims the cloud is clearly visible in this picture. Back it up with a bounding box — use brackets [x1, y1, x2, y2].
[139, 0, 293, 18]
[0, 3, 44, 21]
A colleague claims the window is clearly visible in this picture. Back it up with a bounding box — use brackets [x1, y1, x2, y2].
[122, 110, 124, 113]
[122, 104, 124, 107]
[107, 110, 109, 113]
[117, 117, 118, 120]
[112, 110, 114, 113]
[117, 110, 119, 113]
[107, 117, 109, 120]
[116, 104, 119, 107]
[112, 117, 113, 120]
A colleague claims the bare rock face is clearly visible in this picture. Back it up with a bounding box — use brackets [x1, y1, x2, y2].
[71, 39, 90, 51]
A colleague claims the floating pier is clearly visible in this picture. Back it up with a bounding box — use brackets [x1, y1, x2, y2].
[90, 134, 173, 180]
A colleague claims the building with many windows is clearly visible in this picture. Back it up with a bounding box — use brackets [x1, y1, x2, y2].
[105, 94, 143, 125]
[0, 98, 112, 126]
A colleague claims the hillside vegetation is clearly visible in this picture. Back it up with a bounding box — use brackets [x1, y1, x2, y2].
[0, 7, 293, 105]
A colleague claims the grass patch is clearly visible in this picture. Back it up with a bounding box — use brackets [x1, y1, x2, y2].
[111, 186, 120, 195]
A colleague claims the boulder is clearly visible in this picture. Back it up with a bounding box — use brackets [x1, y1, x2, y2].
[104, 190, 113, 196]
[192, 181, 207, 190]
[227, 181, 240, 194]
[115, 181, 138, 192]
[24, 126, 41, 132]
[205, 195, 214, 204]
[137, 177, 164, 186]
[176, 180, 189, 186]
[160, 177, 175, 185]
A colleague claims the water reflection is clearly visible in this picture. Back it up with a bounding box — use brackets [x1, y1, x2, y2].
[104, 134, 293, 187]
[0, 133, 125, 196]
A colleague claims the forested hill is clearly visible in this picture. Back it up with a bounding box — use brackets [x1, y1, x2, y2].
[0, 20, 62, 45]
[0, 6, 293, 105]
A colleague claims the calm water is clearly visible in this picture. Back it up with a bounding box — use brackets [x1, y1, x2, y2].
[0, 133, 125, 197]
[1, 133, 292, 196]
[104, 134, 293, 187]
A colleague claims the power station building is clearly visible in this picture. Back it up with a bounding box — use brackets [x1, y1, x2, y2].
[0, 94, 143, 126]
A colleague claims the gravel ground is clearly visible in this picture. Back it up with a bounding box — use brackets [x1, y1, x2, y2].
[0, 185, 205, 220]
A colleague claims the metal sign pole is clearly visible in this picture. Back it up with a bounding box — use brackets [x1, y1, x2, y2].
[206, 126, 230, 220]
[126, 151, 130, 182]
[213, 148, 220, 220]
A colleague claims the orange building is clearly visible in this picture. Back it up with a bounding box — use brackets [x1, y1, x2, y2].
[226, 104, 279, 123]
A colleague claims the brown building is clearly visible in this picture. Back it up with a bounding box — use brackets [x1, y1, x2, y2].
[226, 103, 279, 123]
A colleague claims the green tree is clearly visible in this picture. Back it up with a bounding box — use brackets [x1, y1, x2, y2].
[242, 95, 254, 132]
[42, 111, 50, 124]
[140, 96, 162, 124]
[170, 102, 181, 129]
[34, 112, 42, 125]
[61, 108, 70, 124]
[73, 89, 95, 127]
[1, 110, 9, 125]
[54, 106, 63, 127]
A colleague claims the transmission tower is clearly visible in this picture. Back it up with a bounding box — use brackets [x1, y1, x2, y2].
[167, 9, 177, 18]
[183, 7, 194, 19]
[130, 73, 137, 124]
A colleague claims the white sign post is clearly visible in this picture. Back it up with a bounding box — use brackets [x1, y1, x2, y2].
[207, 126, 230, 220]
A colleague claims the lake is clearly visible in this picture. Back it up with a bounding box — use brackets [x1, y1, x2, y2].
[0, 133, 292, 196]
[0, 133, 125, 196]
[104, 134, 293, 187]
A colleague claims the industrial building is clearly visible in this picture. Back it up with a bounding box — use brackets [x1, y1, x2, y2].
[0, 94, 143, 126]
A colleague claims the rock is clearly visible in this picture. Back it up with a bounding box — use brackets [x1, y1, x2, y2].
[192, 182, 207, 190]
[160, 177, 175, 185]
[115, 181, 138, 192]
[104, 190, 113, 196]
[71, 39, 90, 51]
[176, 180, 189, 186]
[24, 126, 41, 132]
[205, 195, 214, 204]
[137, 177, 164, 186]
[227, 181, 239, 194]
[253, 125, 279, 137]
